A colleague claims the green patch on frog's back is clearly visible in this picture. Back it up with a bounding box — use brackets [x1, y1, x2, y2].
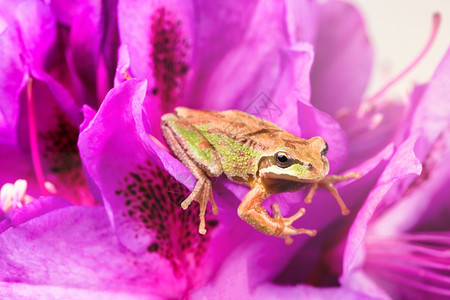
[194, 124, 261, 180]
[171, 123, 213, 164]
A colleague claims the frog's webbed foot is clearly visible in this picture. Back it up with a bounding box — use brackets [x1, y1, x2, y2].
[304, 172, 361, 215]
[272, 203, 317, 245]
[181, 176, 218, 234]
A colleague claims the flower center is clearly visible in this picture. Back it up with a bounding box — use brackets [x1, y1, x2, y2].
[364, 232, 450, 298]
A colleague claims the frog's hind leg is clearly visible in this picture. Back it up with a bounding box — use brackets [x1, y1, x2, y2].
[161, 115, 220, 234]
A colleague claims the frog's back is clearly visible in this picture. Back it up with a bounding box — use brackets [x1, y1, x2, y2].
[174, 107, 308, 150]
[175, 107, 284, 139]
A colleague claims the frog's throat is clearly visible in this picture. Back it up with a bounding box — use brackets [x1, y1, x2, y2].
[259, 177, 311, 194]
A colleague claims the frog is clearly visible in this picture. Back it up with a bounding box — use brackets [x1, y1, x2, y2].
[161, 107, 360, 244]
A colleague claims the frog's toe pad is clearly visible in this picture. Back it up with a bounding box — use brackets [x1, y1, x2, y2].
[272, 204, 316, 242]
[181, 179, 217, 235]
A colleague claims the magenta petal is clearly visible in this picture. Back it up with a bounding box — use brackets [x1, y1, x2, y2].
[0, 206, 182, 298]
[0, 283, 157, 300]
[80, 105, 97, 132]
[0, 0, 58, 144]
[410, 47, 450, 160]
[30, 69, 83, 125]
[16, 74, 91, 204]
[118, 0, 193, 85]
[118, 0, 195, 135]
[0, 144, 39, 198]
[270, 43, 314, 136]
[297, 101, 348, 172]
[68, 4, 102, 104]
[78, 79, 156, 252]
[253, 283, 377, 300]
[369, 131, 450, 236]
[13, 0, 57, 70]
[114, 45, 132, 86]
[193, 258, 376, 299]
[0, 196, 70, 234]
[339, 97, 412, 170]
[10, 196, 70, 226]
[48, 0, 78, 25]
[190, 248, 253, 299]
[285, 0, 318, 44]
[187, 2, 308, 113]
[340, 48, 450, 298]
[342, 134, 422, 287]
[0, 25, 27, 145]
[68, 1, 119, 106]
[310, 0, 373, 115]
[291, 43, 315, 104]
[407, 130, 450, 230]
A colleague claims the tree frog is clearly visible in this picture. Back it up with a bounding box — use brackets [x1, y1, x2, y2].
[161, 107, 360, 244]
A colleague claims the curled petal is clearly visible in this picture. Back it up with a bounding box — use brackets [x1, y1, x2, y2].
[410, 46, 450, 160]
[342, 134, 422, 295]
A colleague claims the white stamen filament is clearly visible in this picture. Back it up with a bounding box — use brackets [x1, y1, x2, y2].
[44, 181, 58, 194]
[0, 179, 35, 214]
[0, 183, 14, 212]
[369, 113, 383, 130]
[365, 232, 450, 297]
[364, 14, 441, 105]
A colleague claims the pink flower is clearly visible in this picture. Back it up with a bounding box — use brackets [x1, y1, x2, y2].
[1, 0, 448, 299]
[341, 46, 450, 299]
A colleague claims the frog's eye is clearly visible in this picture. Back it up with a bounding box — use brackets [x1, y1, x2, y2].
[274, 151, 292, 168]
[321, 142, 329, 156]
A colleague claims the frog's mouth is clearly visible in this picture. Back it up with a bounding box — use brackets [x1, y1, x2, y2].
[258, 165, 327, 182]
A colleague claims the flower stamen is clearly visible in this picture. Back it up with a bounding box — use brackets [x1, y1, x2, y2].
[1, 179, 34, 215]
[365, 13, 441, 105]
[27, 78, 49, 196]
[365, 231, 450, 298]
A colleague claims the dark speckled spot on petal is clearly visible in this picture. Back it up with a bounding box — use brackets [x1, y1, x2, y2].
[36, 109, 94, 205]
[39, 112, 80, 174]
[116, 161, 218, 274]
[150, 7, 189, 112]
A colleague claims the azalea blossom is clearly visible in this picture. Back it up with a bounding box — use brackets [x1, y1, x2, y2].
[0, 0, 118, 206]
[0, 0, 448, 299]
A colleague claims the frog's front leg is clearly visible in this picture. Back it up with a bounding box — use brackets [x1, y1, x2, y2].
[163, 143, 217, 235]
[238, 183, 316, 244]
[304, 172, 361, 215]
